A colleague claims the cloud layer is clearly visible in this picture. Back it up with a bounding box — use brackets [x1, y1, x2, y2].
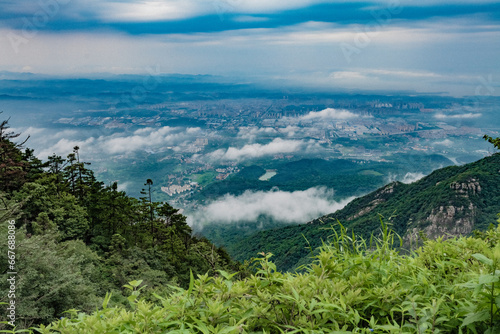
[300, 108, 359, 121]
[208, 138, 304, 161]
[13, 126, 202, 159]
[434, 113, 483, 119]
[187, 187, 355, 227]
[386, 172, 426, 184]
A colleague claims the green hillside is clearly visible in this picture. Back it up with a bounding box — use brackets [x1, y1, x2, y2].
[192, 154, 453, 203]
[227, 153, 500, 271]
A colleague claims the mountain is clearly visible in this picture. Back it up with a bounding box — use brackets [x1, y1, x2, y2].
[226, 153, 500, 271]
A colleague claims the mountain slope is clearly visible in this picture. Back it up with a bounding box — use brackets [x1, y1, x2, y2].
[227, 153, 500, 271]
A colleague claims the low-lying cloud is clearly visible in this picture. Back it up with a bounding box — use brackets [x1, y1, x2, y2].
[401, 172, 426, 184]
[237, 127, 278, 141]
[187, 187, 355, 228]
[208, 138, 304, 161]
[434, 139, 454, 147]
[20, 126, 203, 158]
[387, 172, 426, 184]
[300, 108, 359, 121]
[104, 126, 201, 154]
[434, 113, 482, 119]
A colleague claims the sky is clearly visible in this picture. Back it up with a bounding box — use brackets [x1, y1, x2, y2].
[1, 0, 500, 95]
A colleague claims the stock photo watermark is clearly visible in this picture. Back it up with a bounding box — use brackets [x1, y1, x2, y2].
[7, 0, 72, 54]
[340, 0, 402, 63]
[6, 219, 17, 327]
[474, 74, 496, 98]
[212, 0, 241, 22]
[461, 74, 497, 112]
[120, 65, 163, 109]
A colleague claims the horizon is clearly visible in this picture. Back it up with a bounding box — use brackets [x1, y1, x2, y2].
[0, 0, 499, 97]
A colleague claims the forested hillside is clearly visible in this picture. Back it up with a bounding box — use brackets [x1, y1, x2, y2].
[227, 147, 500, 272]
[192, 154, 453, 203]
[0, 117, 240, 328]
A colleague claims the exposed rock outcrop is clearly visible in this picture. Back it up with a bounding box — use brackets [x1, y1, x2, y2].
[450, 178, 481, 197]
[405, 202, 476, 244]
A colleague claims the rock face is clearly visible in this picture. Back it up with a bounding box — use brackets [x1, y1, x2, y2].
[347, 182, 399, 221]
[450, 178, 481, 196]
[405, 203, 476, 243]
[404, 177, 481, 243]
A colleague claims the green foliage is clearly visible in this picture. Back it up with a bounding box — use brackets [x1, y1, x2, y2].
[484, 135, 500, 150]
[33, 221, 500, 333]
[0, 220, 102, 328]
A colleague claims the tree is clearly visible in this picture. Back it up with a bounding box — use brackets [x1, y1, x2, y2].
[14, 181, 89, 241]
[157, 202, 192, 251]
[140, 179, 159, 245]
[0, 117, 30, 192]
[484, 135, 500, 150]
[47, 154, 67, 196]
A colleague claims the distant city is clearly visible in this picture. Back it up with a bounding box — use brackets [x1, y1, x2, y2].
[2, 75, 498, 222]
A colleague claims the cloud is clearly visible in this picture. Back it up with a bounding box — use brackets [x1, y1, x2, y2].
[434, 139, 453, 147]
[0, 1, 499, 96]
[116, 181, 132, 192]
[278, 126, 302, 137]
[386, 172, 426, 184]
[209, 138, 303, 161]
[401, 172, 426, 184]
[97, 1, 212, 22]
[187, 187, 355, 227]
[330, 71, 368, 80]
[237, 126, 277, 140]
[300, 108, 359, 121]
[103, 126, 185, 154]
[16, 126, 202, 158]
[37, 137, 96, 158]
[101, 126, 203, 154]
[434, 113, 483, 119]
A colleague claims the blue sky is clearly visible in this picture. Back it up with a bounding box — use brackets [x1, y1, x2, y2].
[0, 0, 499, 96]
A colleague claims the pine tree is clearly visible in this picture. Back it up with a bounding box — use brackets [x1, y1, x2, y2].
[0, 116, 30, 192]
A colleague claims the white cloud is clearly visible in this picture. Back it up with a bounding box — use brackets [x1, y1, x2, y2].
[300, 108, 359, 121]
[367, 69, 442, 78]
[117, 181, 131, 192]
[103, 126, 202, 154]
[187, 187, 355, 227]
[401, 172, 426, 184]
[18, 126, 202, 158]
[330, 71, 368, 80]
[434, 113, 482, 119]
[386, 172, 426, 184]
[104, 126, 178, 153]
[96, 0, 341, 22]
[37, 137, 97, 159]
[278, 126, 302, 137]
[434, 139, 453, 147]
[209, 138, 303, 161]
[98, 1, 211, 22]
[237, 126, 277, 140]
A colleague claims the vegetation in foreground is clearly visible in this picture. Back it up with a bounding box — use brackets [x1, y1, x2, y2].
[25, 218, 500, 333]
